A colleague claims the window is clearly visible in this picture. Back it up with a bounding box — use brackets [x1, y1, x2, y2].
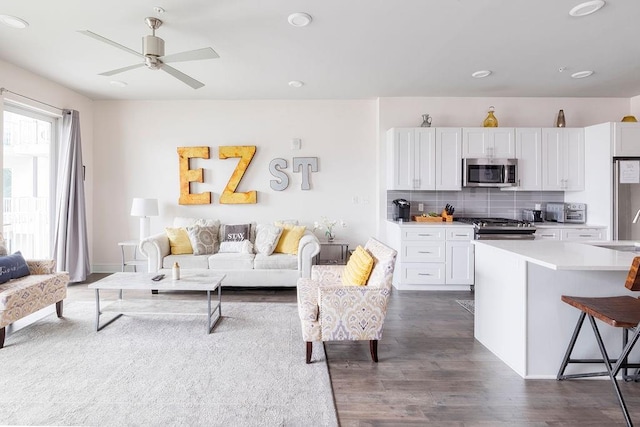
[2, 105, 57, 258]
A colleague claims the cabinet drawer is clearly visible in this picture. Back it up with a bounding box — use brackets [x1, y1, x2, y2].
[446, 228, 474, 241]
[400, 263, 445, 285]
[535, 229, 561, 240]
[402, 227, 445, 241]
[401, 242, 446, 263]
[561, 229, 604, 241]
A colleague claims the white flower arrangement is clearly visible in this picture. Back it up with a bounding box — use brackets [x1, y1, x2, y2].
[313, 216, 346, 241]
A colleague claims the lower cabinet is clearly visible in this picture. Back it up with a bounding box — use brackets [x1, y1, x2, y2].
[390, 225, 474, 289]
[535, 227, 605, 241]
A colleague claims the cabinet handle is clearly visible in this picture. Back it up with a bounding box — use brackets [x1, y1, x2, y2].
[417, 234, 433, 237]
[454, 234, 469, 237]
[541, 234, 555, 237]
[418, 251, 432, 254]
[418, 273, 432, 276]
[579, 234, 592, 237]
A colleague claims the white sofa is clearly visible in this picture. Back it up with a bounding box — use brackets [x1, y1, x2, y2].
[140, 219, 321, 287]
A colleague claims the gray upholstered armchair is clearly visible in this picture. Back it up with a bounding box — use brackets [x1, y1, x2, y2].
[296, 238, 397, 363]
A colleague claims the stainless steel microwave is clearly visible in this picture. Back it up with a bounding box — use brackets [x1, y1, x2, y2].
[463, 158, 518, 187]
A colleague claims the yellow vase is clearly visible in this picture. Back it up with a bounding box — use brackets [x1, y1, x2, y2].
[483, 107, 498, 127]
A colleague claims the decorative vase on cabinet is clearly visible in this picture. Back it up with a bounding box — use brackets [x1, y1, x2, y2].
[483, 106, 498, 127]
[556, 109, 566, 128]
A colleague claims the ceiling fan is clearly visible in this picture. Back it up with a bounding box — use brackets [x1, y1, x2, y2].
[79, 17, 219, 89]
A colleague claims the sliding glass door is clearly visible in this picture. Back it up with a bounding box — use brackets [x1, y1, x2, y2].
[2, 105, 57, 258]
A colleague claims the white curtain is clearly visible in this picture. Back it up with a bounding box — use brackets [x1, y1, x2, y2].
[53, 109, 90, 282]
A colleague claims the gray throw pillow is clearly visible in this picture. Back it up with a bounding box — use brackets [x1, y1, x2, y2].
[255, 224, 283, 255]
[221, 224, 251, 242]
[186, 225, 218, 255]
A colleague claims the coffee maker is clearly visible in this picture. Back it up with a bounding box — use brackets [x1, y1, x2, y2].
[393, 199, 411, 222]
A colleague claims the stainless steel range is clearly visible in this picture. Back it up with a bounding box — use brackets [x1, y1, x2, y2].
[454, 217, 537, 240]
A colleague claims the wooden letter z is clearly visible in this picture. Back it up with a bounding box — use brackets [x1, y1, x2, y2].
[218, 145, 257, 204]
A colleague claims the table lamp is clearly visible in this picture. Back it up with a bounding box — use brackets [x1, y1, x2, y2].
[130, 198, 159, 241]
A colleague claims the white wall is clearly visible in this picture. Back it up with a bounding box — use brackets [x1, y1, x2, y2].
[92, 100, 378, 270]
[0, 59, 95, 266]
[376, 97, 632, 240]
[631, 95, 640, 118]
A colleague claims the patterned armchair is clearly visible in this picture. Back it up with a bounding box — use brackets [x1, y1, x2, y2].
[297, 238, 397, 363]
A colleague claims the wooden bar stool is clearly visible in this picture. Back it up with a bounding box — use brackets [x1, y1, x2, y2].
[557, 256, 640, 427]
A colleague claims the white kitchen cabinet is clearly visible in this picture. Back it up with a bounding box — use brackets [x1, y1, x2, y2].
[613, 122, 640, 157]
[389, 224, 474, 289]
[514, 128, 543, 190]
[435, 127, 462, 190]
[535, 227, 605, 241]
[560, 228, 604, 241]
[462, 127, 516, 158]
[541, 128, 584, 191]
[386, 128, 436, 190]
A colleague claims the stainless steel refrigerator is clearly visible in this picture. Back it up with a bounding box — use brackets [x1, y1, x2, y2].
[613, 158, 640, 240]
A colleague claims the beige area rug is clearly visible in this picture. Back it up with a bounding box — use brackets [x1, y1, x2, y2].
[0, 301, 337, 426]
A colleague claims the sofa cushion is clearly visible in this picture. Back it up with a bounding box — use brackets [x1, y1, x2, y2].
[254, 253, 297, 270]
[186, 225, 218, 255]
[162, 254, 210, 269]
[166, 227, 193, 255]
[0, 251, 31, 284]
[274, 223, 306, 255]
[255, 224, 283, 255]
[208, 253, 255, 270]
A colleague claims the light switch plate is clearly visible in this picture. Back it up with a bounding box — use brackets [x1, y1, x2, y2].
[418, 203, 424, 211]
[291, 138, 301, 150]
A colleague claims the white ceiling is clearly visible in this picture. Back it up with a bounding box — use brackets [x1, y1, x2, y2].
[0, 0, 639, 101]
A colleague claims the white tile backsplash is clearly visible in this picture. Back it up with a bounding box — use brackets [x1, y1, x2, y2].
[387, 189, 564, 220]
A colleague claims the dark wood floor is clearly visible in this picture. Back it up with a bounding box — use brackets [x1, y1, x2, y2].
[68, 275, 640, 426]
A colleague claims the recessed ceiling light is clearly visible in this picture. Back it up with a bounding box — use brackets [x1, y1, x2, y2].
[288, 80, 304, 88]
[110, 80, 128, 87]
[472, 70, 492, 78]
[0, 14, 29, 29]
[288, 12, 312, 27]
[569, 1, 605, 17]
[571, 70, 594, 79]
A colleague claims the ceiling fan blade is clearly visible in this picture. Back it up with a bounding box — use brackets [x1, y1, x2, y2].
[161, 47, 219, 63]
[161, 64, 204, 89]
[99, 63, 145, 76]
[78, 30, 144, 58]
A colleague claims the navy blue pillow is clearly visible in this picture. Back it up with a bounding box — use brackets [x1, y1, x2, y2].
[0, 251, 30, 284]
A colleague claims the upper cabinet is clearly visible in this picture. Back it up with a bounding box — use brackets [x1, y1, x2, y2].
[613, 122, 640, 157]
[462, 128, 516, 158]
[541, 128, 585, 191]
[435, 128, 462, 190]
[387, 128, 436, 190]
[515, 128, 543, 190]
[387, 127, 462, 191]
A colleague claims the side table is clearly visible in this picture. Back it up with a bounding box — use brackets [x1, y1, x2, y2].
[316, 240, 349, 265]
[118, 240, 147, 272]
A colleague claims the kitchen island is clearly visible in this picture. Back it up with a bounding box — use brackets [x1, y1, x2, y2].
[473, 240, 640, 379]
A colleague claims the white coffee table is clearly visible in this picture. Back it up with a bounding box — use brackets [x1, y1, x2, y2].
[88, 271, 225, 333]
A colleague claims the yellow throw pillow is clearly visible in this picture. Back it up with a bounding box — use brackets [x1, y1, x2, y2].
[166, 227, 193, 255]
[273, 223, 306, 255]
[342, 245, 374, 286]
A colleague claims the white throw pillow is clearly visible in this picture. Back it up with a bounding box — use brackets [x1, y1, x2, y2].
[186, 225, 218, 255]
[219, 240, 254, 254]
[254, 224, 283, 255]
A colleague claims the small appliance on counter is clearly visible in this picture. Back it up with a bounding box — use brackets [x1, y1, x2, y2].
[522, 209, 544, 223]
[392, 199, 411, 222]
[545, 202, 586, 224]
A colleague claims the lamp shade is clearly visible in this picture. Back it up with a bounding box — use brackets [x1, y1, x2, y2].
[130, 198, 159, 217]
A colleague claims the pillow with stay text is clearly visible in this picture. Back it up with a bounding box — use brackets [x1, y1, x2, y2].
[221, 224, 251, 242]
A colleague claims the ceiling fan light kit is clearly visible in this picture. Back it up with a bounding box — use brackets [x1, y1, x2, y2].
[80, 16, 219, 89]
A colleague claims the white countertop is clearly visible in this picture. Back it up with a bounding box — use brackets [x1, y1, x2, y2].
[472, 240, 638, 271]
[387, 220, 472, 227]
